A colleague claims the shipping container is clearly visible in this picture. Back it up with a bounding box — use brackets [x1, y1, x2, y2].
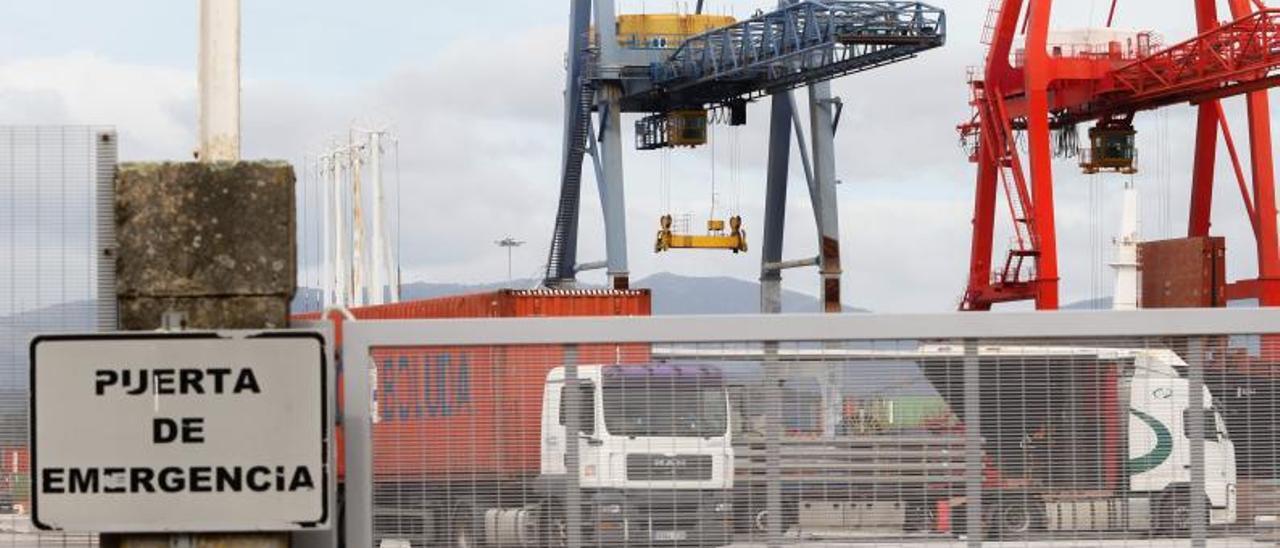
[293, 289, 652, 478]
[296, 288, 652, 336]
[370, 343, 651, 481]
[1140, 237, 1227, 308]
[1, 448, 29, 512]
[295, 290, 736, 547]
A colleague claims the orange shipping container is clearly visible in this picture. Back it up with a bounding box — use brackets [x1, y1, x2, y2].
[293, 289, 652, 479]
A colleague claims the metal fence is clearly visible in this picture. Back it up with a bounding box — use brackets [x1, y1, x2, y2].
[342, 310, 1280, 547]
[0, 126, 116, 545]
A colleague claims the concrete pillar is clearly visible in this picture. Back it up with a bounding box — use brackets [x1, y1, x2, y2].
[111, 161, 295, 548]
[104, 6, 308, 548]
[197, 0, 241, 162]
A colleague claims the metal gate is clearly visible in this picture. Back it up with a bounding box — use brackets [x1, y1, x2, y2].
[0, 126, 116, 545]
[341, 309, 1280, 547]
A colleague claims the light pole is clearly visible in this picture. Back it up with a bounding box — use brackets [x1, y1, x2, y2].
[495, 237, 526, 284]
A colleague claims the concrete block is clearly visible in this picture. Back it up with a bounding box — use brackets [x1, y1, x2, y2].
[115, 161, 295, 297]
[114, 161, 295, 329]
[118, 296, 291, 331]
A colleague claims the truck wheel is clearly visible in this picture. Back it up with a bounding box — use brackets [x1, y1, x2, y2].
[988, 500, 1040, 538]
[450, 506, 480, 548]
[1156, 489, 1198, 534]
[752, 510, 769, 534]
[542, 503, 568, 548]
[906, 501, 938, 533]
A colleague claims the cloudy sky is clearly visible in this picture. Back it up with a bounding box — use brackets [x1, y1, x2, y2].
[0, 1, 1271, 312]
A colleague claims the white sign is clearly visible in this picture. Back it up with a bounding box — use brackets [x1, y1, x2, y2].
[30, 332, 329, 532]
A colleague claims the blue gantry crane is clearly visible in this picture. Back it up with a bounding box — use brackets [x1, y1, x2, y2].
[544, 0, 945, 312]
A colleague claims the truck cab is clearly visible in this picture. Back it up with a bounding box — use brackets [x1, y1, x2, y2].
[1128, 350, 1237, 527]
[541, 364, 734, 546]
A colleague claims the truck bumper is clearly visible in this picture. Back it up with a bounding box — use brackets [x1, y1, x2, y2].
[589, 490, 732, 547]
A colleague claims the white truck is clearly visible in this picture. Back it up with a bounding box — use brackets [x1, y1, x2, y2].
[371, 358, 735, 548]
[657, 344, 1238, 537]
[919, 345, 1237, 536]
[539, 364, 735, 546]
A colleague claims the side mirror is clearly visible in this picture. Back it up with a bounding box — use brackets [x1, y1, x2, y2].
[579, 434, 603, 447]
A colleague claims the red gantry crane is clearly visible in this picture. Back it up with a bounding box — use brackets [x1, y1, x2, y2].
[960, 0, 1280, 311]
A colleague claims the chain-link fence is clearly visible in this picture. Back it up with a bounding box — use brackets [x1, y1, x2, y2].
[341, 311, 1280, 548]
[0, 126, 115, 546]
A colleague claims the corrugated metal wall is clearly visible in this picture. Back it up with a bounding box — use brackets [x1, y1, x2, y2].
[0, 126, 115, 543]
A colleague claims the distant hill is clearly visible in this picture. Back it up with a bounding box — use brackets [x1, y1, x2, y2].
[292, 272, 866, 315]
[1063, 297, 1259, 310]
[1063, 297, 1113, 311]
[0, 300, 101, 389]
[634, 272, 865, 314]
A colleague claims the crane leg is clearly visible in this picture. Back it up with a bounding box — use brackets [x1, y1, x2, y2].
[1025, 0, 1059, 311]
[808, 82, 843, 314]
[760, 93, 793, 314]
[1243, 91, 1280, 306]
[543, 0, 594, 287]
[596, 83, 630, 290]
[1189, 0, 1221, 238]
[1227, 0, 1280, 307]
[965, 131, 999, 311]
[1189, 103, 1219, 237]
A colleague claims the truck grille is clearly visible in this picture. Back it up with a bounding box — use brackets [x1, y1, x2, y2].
[626, 454, 713, 481]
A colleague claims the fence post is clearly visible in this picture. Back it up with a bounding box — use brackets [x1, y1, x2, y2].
[1188, 338, 1207, 547]
[563, 345, 583, 548]
[93, 130, 119, 332]
[764, 341, 784, 548]
[964, 339, 983, 546]
[343, 328, 374, 548]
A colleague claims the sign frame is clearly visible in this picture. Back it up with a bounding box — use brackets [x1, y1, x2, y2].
[29, 330, 331, 533]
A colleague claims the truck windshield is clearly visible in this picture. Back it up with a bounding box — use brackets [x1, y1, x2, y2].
[602, 380, 728, 438]
[1183, 407, 1228, 440]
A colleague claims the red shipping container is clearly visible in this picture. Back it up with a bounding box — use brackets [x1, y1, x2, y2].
[293, 289, 652, 479]
[2, 447, 28, 475]
[1140, 237, 1227, 308]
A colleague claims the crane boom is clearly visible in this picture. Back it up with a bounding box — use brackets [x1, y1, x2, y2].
[647, 1, 945, 110]
[1107, 9, 1280, 107]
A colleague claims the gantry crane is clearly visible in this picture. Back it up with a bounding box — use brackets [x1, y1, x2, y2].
[961, 0, 1280, 311]
[544, 0, 945, 312]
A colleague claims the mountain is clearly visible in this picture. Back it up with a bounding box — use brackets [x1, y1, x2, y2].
[634, 272, 865, 314]
[1062, 297, 1259, 310]
[291, 273, 866, 315]
[1063, 297, 1113, 311]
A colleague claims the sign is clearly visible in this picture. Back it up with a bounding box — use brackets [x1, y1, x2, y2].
[30, 332, 329, 532]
